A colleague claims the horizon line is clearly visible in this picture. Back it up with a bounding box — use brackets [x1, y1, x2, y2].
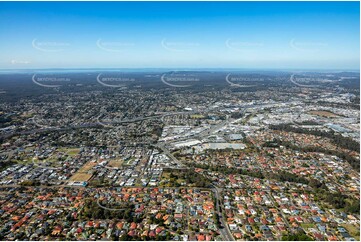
[0, 67, 359, 73]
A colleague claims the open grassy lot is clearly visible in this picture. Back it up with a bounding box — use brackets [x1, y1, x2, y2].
[69, 173, 93, 182]
[341, 223, 360, 241]
[190, 114, 205, 119]
[301, 223, 315, 230]
[107, 159, 124, 168]
[309, 110, 339, 118]
[123, 157, 136, 166]
[68, 161, 96, 182]
[57, 147, 80, 156]
[160, 171, 187, 187]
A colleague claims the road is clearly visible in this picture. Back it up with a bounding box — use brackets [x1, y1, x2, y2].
[154, 136, 234, 241]
[0, 105, 252, 241]
[212, 186, 235, 241]
[96, 197, 126, 211]
[267, 190, 291, 229]
[153, 143, 183, 167]
[255, 166, 292, 230]
[196, 116, 230, 139]
[0, 111, 199, 140]
[154, 112, 236, 241]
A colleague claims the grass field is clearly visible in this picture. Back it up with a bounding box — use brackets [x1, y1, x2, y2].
[57, 147, 80, 156]
[68, 161, 96, 182]
[191, 114, 205, 119]
[309, 110, 339, 118]
[107, 159, 124, 168]
[123, 158, 136, 166]
[301, 223, 315, 229]
[341, 223, 360, 240]
[69, 173, 93, 182]
[13, 147, 81, 168]
[160, 171, 186, 186]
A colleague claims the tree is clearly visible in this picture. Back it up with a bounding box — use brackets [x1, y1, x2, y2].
[282, 232, 313, 241]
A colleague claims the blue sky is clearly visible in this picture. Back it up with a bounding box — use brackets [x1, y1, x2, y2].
[0, 1, 359, 70]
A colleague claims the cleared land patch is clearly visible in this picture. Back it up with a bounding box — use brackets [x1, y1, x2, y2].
[107, 159, 124, 168]
[309, 110, 339, 118]
[68, 161, 96, 182]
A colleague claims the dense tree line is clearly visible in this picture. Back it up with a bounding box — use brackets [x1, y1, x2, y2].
[118, 232, 172, 241]
[271, 170, 360, 213]
[81, 200, 138, 222]
[230, 112, 244, 119]
[263, 131, 360, 171]
[269, 123, 360, 153]
[294, 120, 320, 126]
[325, 193, 360, 213]
[312, 189, 360, 214]
[300, 146, 359, 171]
[265, 137, 360, 171]
[267, 171, 327, 189]
[316, 101, 360, 110]
[165, 168, 212, 187]
[0, 116, 12, 128]
[19, 180, 41, 186]
[190, 163, 327, 190]
[191, 163, 359, 213]
[189, 163, 265, 179]
[282, 231, 313, 241]
[0, 160, 15, 172]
